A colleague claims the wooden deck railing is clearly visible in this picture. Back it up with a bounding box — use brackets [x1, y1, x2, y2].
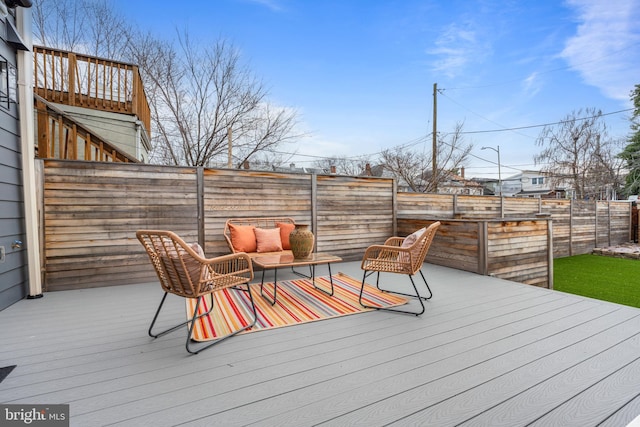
[33, 46, 151, 137]
[35, 95, 138, 163]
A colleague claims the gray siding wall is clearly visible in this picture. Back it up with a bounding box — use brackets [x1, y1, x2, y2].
[0, 14, 26, 310]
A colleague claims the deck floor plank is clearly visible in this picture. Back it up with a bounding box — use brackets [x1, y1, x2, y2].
[599, 394, 640, 427]
[76, 295, 593, 426]
[1, 262, 639, 427]
[398, 313, 640, 426]
[233, 305, 632, 427]
[528, 349, 640, 427]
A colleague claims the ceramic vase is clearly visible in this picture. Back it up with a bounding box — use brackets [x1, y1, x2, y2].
[289, 224, 314, 259]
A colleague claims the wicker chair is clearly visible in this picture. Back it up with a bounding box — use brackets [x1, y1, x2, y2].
[359, 221, 441, 316]
[136, 230, 257, 354]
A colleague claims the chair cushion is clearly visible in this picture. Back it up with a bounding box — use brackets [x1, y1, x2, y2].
[255, 227, 283, 252]
[190, 242, 205, 257]
[157, 239, 207, 295]
[276, 222, 296, 250]
[399, 227, 427, 263]
[229, 224, 257, 252]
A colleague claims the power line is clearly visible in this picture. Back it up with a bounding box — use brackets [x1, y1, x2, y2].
[437, 90, 536, 139]
[458, 108, 632, 135]
[248, 108, 632, 167]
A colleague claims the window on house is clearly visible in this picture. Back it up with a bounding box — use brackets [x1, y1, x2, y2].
[8, 63, 16, 103]
[0, 56, 16, 109]
[532, 177, 545, 185]
[0, 59, 7, 106]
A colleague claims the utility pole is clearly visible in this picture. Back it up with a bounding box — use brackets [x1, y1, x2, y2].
[432, 83, 437, 193]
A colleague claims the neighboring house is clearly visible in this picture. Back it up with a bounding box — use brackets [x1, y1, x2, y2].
[437, 168, 484, 195]
[32, 46, 151, 163]
[478, 175, 523, 197]
[482, 170, 573, 199]
[0, 0, 37, 310]
[1, 4, 152, 310]
[517, 170, 572, 198]
[272, 163, 325, 175]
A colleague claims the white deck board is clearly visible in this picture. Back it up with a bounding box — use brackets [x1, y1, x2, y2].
[1, 262, 640, 426]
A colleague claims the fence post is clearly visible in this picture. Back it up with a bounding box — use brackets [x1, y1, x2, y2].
[594, 200, 598, 248]
[311, 173, 317, 250]
[547, 218, 554, 289]
[197, 166, 205, 247]
[392, 179, 398, 237]
[36, 159, 46, 291]
[632, 203, 638, 243]
[453, 194, 458, 217]
[569, 199, 574, 256]
[479, 221, 488, 275]
[608, 201, 612, 247]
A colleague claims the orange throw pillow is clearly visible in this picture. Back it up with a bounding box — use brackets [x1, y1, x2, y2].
[277, 222, 296, 250]
[229, 224, 257, 252]
[255, 227, 283, 252]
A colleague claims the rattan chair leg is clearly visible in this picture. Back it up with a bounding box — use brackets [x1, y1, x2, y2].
[148, 292, 215, 339]
[375, 269, 433, 301]
[359, 270, 428, 316]
[185, 284, 258, 354]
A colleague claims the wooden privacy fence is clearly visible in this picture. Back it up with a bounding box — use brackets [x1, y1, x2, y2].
[39, 160, 394, 291]
[398, 218, 553, 287]
[397, 193, 632, 258]
[38, 160, 632, 291]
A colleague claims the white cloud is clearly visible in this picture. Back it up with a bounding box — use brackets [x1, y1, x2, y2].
[242, 0, 285, 12]
[522, 71, 542, 98]
[561, 0, 640, 101]
[428, 23, 483, 78]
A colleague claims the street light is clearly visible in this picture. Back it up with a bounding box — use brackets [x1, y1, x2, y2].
[481, 145, 502, 198]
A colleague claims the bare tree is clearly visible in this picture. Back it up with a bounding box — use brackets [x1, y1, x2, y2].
[81, 1, 133, 59]
[380, 122, 473, 192]
[128, 32, 301, 167]
[380, 145, 429, 192]
[591, 138, 626, 199]
[32, 0, 131, 59]
[535, 108, 621, 199]
[33, 0, 83, 50]
[232, 103, 301, 169]
[33, 0, 302, 167]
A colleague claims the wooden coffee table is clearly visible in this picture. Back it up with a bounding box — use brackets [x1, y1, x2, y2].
[252, 252, 342, 305]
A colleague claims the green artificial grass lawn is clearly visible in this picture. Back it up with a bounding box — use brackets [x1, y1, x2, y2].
[554, 254, 640, 308]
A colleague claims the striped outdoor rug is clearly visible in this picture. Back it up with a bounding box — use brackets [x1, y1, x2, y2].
[186, 272, 407, 341]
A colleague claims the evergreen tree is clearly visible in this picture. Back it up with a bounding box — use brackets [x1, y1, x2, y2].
[620, 85, 640, 196]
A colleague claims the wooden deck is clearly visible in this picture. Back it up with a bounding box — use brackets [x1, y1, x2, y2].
[1, 261, 640, 426]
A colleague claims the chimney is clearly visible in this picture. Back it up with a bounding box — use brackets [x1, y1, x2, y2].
[460, 167, 465, 178]
[243, 160, 250, 169]
[330, 165, 336, 174]
[365, 163, 372, 176]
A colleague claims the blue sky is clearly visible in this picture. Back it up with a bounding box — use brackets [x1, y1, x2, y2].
[114, 0, 640, 178]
